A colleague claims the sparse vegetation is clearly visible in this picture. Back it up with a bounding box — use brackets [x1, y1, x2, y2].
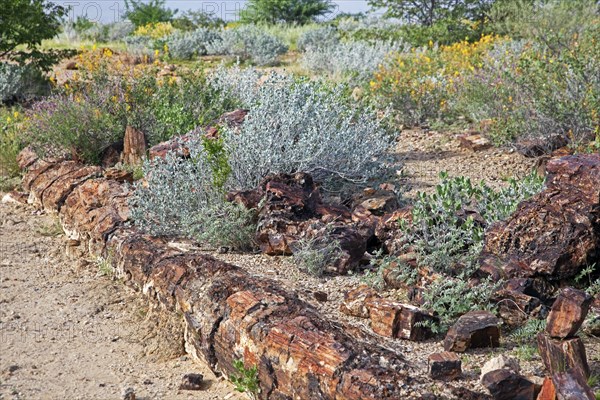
[230, 359, 260, 398]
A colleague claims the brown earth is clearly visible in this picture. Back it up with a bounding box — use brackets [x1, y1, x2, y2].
[0, 201, 243, 400]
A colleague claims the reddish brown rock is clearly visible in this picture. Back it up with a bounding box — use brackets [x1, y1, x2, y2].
[481, 154, 600, 281]
[100, 141, 123, 168]
[552, 369, 595, 400]
[103, 168, 134, 184]
[340, 285, 379, 318]
[16, 146, 39, 170]
[444, 311, 501, 352]
[458, 133, 492, 151]
[516, 135, 568, 157]
[536, 333, 590, 379]
[366, 298, 435, 340]
[481, 369, 538, 400]
[65, 61, 78, 70]
[367, 298, 403, 337]
[373, 207, 413, 255]
[537, 377, 556, 400]
[121, 126, 147, 166]
[546, 287, 592, 339]
[428, 352, 461, 381]
[493, 279, 550, 327]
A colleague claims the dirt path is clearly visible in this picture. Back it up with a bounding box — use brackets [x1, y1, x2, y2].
[0, 199, 244, 400]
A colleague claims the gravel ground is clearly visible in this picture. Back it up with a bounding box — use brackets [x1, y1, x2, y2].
[0, 200, 244, 400]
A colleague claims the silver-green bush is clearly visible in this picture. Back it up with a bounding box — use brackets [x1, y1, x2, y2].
[206, 25, 288, 65]
[301, 40, 409, 81]
[296, 26, 339, 52]
[0, 63, 49, 104]
[129, 137, 256, 250]
[166, 28, 221, 59]
[210, 67, 393, 190]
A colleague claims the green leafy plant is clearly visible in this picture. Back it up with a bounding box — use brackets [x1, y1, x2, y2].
[124, 0, 177, 28]
[230, 359, 260, 398]
[240, 0, 334, 25]
[0, 0, 72, 71]
[509, 318, 546, 345]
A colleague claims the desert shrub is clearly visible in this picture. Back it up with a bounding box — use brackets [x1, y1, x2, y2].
[421, 275, 499, 333]
[166, 28, 221, 59]
[133, 21, 175, 39]
[370, 171, 545, 332]
[292, 228, 343, 276]
[63, 49, 236, 145]
[172, 10, 225, 31]
[260, 23, 322, 50]
[123, 35, 155, 56]
[106, 21, 136, 41]
[370, 34, 499, 126]
[0, 63, 49, 104]
[129, 137, 257, 251]
[335, 16, 405, 42]
[206, 25, 288, 66]
[301, 39, 409, 82]
[455, 28, 599, 146]
[401, 171, 545, 274]
[210, 67, 393, 190]
[27, 96, 123, 164]
[296, 26, 339, 51]
[0, 108, 27, 177]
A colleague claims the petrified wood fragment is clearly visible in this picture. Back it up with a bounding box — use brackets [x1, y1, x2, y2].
[536, 333, 590, 379]
[444, 311, 500, 352]
[545, 287, 592, 339]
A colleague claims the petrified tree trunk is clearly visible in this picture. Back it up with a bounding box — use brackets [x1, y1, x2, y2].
[121, 126, 147, 166]
[552, 370, 595, 400]
[536, 333, 590, 379]
[480, 154, 600, 281]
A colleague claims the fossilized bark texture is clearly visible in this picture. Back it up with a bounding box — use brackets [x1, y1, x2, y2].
[481, 154, 600, 281]
[19, 155, 418, 399]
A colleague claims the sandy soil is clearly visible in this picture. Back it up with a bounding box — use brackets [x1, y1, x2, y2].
[0, 201, 243, 400]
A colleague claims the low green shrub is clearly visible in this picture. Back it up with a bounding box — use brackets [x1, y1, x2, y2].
[27, 97, 123, 164]
[292, 228, 343, 277]
[370, 171, 545, 332]
[0, 107, 26, 177]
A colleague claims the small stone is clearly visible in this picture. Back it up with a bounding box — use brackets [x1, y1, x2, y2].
[340, 285, 379, 318]
[217, 246, 229, 254]
[313, 291, 328, 302]
[179, 373, 204, 391]
[122, 387, 135, 400]
[545, 287, 592, 339]
[428, 352, 461, 380]
[481, 369, 537, 400]
[480, 355, 520, 381]
[444, 311, 501, 352]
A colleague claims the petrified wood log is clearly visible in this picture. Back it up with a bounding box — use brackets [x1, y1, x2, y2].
[552, 369, 595, 400]
[480, 154, 600, 281]
[107, 229, 417, 399]
[444, 311, 501, 352]
[536, 333, 590, 379]
[480, 369, 538, 400]
[545, 287, 592, 339]
[121, 125, 147, 166]
[21, 155, 424, 400]
[428, 352, 461, 381]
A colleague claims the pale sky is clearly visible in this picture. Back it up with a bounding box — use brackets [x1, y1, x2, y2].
[56, 0, 374, 23]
